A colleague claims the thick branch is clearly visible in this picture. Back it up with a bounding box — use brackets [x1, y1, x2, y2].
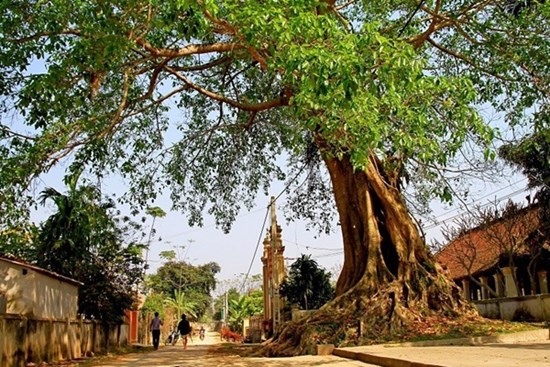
[8, 29, 81, 43]
[135, 38, 244, 58]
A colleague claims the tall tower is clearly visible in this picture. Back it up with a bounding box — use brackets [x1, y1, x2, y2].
[261, 196, 285, 336]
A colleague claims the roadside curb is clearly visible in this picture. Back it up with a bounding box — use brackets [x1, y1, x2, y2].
[332, 328, 549, 367]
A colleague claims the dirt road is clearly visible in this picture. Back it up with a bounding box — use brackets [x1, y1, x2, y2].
[86, 332, 371, 367]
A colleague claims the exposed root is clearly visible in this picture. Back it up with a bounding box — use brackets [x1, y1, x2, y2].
[259, 278, 478, 357]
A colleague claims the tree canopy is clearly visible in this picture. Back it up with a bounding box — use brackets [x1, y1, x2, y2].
[146, 259, 220, 320]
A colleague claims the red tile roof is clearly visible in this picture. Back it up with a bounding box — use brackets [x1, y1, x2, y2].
[435, 206, 540, 280]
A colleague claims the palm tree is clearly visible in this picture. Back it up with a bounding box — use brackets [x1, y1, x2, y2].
[36, 174, 111, 276]
[35, 175, 145, 324]
[164, 289, 199, 322]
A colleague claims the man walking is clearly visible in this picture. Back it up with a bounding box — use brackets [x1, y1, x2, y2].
[150, 312, 163, 350]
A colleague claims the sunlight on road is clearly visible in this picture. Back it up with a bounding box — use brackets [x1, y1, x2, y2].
[91, 332, 368, 367]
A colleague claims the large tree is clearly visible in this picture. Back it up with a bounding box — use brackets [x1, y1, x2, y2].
[1, 0, 548, 354]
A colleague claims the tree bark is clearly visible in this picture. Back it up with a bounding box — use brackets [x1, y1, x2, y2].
[262, 153, 474, 356]
[326, 153, 464, 311]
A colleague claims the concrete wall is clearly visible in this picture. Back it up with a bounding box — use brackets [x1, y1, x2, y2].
[474, 293, 550, 321]
[0, 259, 78, 319]
[243, 315, 263, 343]
[0, 314, 128, 367]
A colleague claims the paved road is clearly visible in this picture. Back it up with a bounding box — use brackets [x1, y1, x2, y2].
[86, 331, 370, 367]
[336, 329, 550, 367]
[83, 330, 550, 367]
[341, 341, 550, 367]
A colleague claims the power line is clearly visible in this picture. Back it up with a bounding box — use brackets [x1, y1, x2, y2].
[311, 251, 344, 259]
[282, 238, 342, 252]
[398, 0, 427, 37]
[239, 206, 269, 293]
[423, 178, 528, 223]
[161, 206, 266, 241]
[423, 185, 531, 231]
[239, 165, 312, 291]
[305, 245, 342, 252]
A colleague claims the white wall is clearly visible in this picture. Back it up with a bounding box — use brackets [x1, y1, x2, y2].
[0, 259, 78, 319]
[474, 294, 550, 321]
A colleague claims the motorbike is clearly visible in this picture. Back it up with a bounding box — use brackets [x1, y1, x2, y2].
[165, 330, 180, 346]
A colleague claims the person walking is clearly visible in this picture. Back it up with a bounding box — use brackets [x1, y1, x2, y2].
[150, 312, 163, 350]
[177, 314, 192, 350]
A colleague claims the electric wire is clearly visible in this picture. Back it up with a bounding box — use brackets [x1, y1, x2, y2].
[423, 185, 530, 230]
[398, 0, 427, 37]
[422, 178, 527, 226]
[239, 206, 269, 293]
[239, 164, 311, 291]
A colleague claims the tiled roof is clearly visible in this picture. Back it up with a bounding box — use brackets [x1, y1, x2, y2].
[435, 206, 540, 280]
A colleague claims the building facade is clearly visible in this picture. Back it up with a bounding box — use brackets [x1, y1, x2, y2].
[0, 256, 80, 319]
[435, 205, 550, 320]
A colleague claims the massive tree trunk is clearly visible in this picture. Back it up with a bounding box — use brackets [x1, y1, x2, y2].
[262, 153, 474, 356]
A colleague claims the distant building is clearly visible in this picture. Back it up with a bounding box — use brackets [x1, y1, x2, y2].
[436, 205, 550, 301]
[0, 256, 81, 319]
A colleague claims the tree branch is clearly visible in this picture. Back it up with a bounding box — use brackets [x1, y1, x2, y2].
[135, 38, 244, 58]
[163, 65, 288, 112]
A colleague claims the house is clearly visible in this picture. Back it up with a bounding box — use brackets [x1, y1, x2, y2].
[0, 256, 81, 319]
[435, 205, 550, 320]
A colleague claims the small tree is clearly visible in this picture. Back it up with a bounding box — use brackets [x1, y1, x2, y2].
[280, 255, 334, 310]
[227, 291, 263, 334]
[164, 289, 199, 323]
[147, 257, 220, 320]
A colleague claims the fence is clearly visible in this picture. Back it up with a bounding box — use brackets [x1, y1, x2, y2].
[0, 314, 128, 367]
[474, 293, 550, 321]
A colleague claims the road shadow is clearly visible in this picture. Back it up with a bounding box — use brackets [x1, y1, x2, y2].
[481, 342, 550, 350]
[85, 342, 364, 367]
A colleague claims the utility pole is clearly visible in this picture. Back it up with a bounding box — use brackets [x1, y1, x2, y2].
[224, 291, 228, 326]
